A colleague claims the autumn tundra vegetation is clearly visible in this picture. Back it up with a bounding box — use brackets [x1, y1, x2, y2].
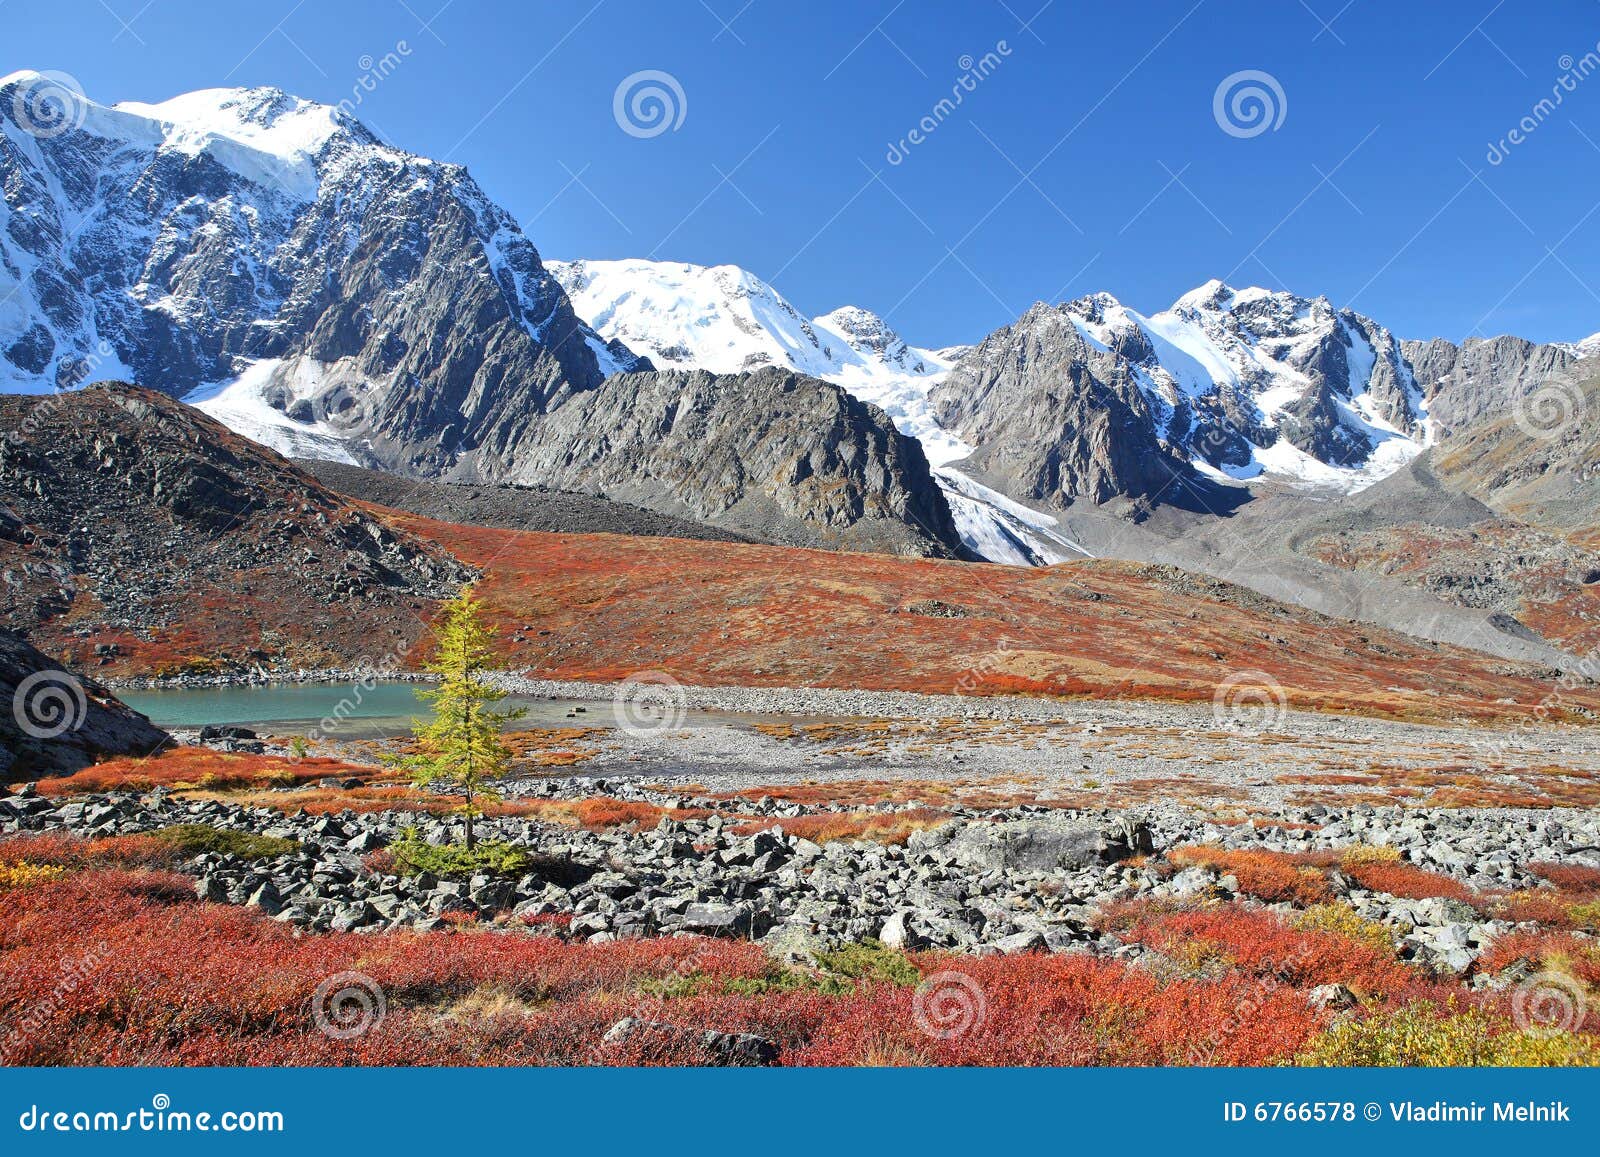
[4, 510, 1600, 1068]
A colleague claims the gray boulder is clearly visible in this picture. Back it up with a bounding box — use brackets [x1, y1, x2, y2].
[946, 815, 1150, 875]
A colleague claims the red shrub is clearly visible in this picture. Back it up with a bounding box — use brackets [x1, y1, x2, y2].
[1168, 846, 1333, 906]
[790, 954, 1327, 1066]
[1478, 931, 1600, 989]
[1489, 891, 1580, 928]
[1103, 901, 1426, 999]
[1531, 863, 1600, 895]
[36, 748, 365, 796]
[1342, 860, 1476, 904]
[0, 831, 184, 870]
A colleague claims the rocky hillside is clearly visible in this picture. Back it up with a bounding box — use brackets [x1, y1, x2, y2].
[0, 384, 468, 676]
[461, 367, 962, 557]
[386, 509, 1593, 725]
[0, 627, 168, 778]
[929, 301, 1199, 511]
[1402, 334, 1579, 438]
[297, 460, 763, 544]
[1429, 366, 1600, 533]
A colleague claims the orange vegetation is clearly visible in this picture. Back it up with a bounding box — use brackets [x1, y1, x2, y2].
[372, 512, 1591, 724]
[730, 808, 953, 846]
[33, 748, 370, 795]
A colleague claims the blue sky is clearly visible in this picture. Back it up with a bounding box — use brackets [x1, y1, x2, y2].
[11, 0, 1600, 347]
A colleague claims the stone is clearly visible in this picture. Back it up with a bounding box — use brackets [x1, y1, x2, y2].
[877, 910, 926, 952]
[245, 881, 283, 916]
[601, 1017, 778, 1067]
[756, 923, 832, 967]
[679, 902, 753, 937]
[946, 815, 1148, 875]
[1307, 984, 1358, 1010]
[992, 929, 1047, 955]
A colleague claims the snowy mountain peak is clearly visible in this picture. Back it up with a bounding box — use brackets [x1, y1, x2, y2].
[942, 277, 1434, 499]
[1169, 278, 1324, 320]
[549, 257, 823, 374]
[115, 85, 364, 162]
[813, 305, 937, 376]
[549, 255, 971, 468]
[0, 72, 632, 421]
[1561, 331, 1600, 360]
[0, 73, 383, 204]
[1172, 278, 1241, 311]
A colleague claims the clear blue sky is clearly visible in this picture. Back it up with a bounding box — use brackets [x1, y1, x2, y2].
[11, 0, 1600, 347]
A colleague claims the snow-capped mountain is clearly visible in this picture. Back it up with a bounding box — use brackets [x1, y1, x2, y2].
[6, 72, 1592, 569]
[549, 258, 971, 466]
[1560, 331, 1600, 360]
[0, 73, 965, 557]
[0, 71, 640, 455]
[931, 281, 1444, 513]
[547, 259, 1465, 559]
[547, 256, 1089, 564]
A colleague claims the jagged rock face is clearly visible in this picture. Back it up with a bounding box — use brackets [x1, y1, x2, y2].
[0, 627, 169, 778]
[462, 367, 963, 557]
[931, 283, 1433, 508]
[1429, 367, 1600, 532]
[930, 304, 1192, 507]
[0, 384, 470, 676]
[0, 77, 643, 460]
[1401, 335, 1577, 438]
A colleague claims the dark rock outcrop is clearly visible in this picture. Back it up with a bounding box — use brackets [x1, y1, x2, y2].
[0, 628, 168, 779]
[465, 367, 964, 557]
[1402, 335, 1577, 438]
